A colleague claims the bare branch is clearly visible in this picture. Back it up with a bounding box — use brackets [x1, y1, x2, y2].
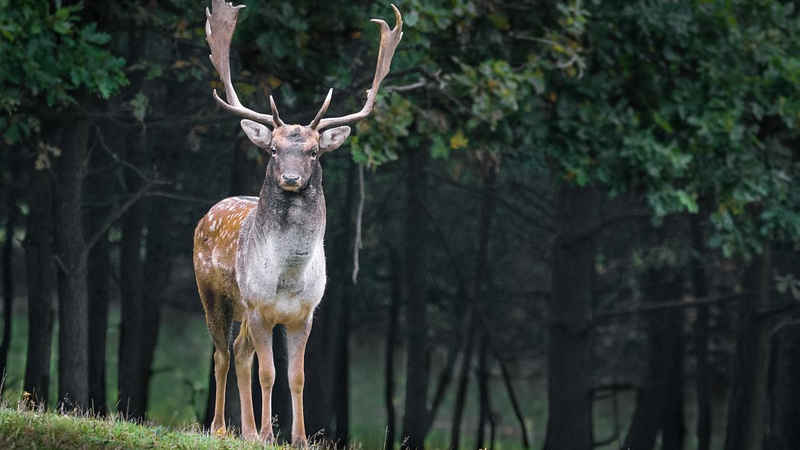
[82, 178, 167, 256]
[594, 293, 750, 322]
[352, 164, 365, 284]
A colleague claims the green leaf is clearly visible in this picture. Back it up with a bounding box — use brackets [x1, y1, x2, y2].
[130, 92, 149, 123]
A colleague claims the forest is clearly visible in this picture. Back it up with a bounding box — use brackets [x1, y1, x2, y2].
[1, 0, 799, 449]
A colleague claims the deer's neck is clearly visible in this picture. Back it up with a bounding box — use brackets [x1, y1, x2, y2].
[251, 165, 326, 262]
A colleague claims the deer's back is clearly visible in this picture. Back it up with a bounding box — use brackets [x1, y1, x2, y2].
[193, 196, 257, 317]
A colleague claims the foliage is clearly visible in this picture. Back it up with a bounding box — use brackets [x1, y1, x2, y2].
[0, 0, 127, 144]
[534, 0, 800, 256]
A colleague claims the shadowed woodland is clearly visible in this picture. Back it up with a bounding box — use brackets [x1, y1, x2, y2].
[1, 1, 800, 449]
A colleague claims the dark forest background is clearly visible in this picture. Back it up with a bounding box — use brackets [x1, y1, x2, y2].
[1, 0, 800, 449]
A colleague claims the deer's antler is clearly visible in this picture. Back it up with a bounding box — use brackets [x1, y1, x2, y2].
[311, 4, 404, 130]
[206, 0, 281, 127]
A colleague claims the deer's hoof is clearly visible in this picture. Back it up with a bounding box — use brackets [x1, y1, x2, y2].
[241, 429, 259, 442]
[260, 432, 275, 445]
[292, 436, 309, 448]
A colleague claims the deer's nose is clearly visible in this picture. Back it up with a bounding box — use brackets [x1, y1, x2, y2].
[282, 174, 301, 186]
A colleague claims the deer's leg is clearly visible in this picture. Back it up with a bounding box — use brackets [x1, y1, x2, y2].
[286, 320, 312, 448]
[199, 288, 233, 436]
[247, 309, 276, 443]
[234, 320, 257, 441]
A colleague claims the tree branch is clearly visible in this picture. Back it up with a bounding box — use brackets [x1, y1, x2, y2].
[82, 179, 167, 256]
[594, 293, 750, 322]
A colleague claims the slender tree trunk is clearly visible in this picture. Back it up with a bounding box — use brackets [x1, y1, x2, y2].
[623, 240, 685, 450]
[401, 145, 430, 450]
[450, 311, 476, 450]
[87, 231, 110, 415]
[226, 322, 243, 431]
[0, 154, 19, 390]
[85, 119, 121, 416]
[766, 322, 800, 450]
[691, 212, 712, 450]
[305, 296, 335, 437]
[334, 289, 351, 446]
[764, 244, 800, 450]
[475, 332, 490, 450]
[452, 157, 498, 450]
[543, 184, 598, 450]
[55, 117, 91, 410]
[724, 248, 772, 450]
[334, 159, 360, 446]
[117, 121, 148, 419]
[498, 358, 530, 449]
[139, 123, 178, 413]
[23, 160, 57, 408]
[662, 307, 685, 450]
[385, 249, 401, 450]
[272, 325, 292, 442]
[473, 156, 498, 450]
[204, 352, 215, 428]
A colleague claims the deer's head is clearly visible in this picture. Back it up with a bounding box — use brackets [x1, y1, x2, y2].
[206, 0, 403, 192]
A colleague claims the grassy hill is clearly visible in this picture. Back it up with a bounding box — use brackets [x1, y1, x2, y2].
[0, 407, 284, 450]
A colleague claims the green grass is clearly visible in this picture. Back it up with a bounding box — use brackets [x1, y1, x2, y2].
[0, 406, 279, 449]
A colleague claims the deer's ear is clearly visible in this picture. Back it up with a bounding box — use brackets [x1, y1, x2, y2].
[240, 120, 272, 149]
[319, 126, 351, 153]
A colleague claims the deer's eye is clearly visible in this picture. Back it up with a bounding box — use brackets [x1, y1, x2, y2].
[311, 149, 318, 158]
[271, 146, 277, 157]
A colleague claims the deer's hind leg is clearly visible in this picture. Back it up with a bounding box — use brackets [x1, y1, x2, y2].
[198, 283, 234, 436]
[234, 320, 258, 440]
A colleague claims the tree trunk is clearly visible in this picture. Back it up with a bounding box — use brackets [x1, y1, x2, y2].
[23, 162, 57, 408]
[334, 288, 351, 446]
[305, 296, 335, 437]
[272, 325, 292, 442]
[691, 212, 712, 450]
[543, 184, 597, 450]
[450, 311, 476, 450]
[54, 117, 91, 410]
[117, 121, 148, 419]
[139, 124, 179, 413]
[724, 248, 772, 450]
[401, 145, 430, 450]
[624, 261, 685, 450]
[0, 154, 19, 391]
[334, 159, 360, 446]
[226, 322, 243, 431]
[473, 156, 498, 450]
[87, 230, 110, 415]
[498, 358, 530, 449]
[385, 248, 401, 450]
[475, 332, 490, 450]
[766, 323, 800, 450]
[85, 119, 121, 416]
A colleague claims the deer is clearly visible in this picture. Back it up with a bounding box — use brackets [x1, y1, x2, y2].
[193, 0, 402, 446]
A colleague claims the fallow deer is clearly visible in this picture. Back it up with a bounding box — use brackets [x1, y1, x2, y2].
[193, 0, 403, 446]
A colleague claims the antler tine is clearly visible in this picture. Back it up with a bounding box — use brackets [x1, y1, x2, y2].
[315, 4, 404, 130]
[308, 88, 333, 128]
[269, 95, 285, 127]
[206, 0, 276, 127]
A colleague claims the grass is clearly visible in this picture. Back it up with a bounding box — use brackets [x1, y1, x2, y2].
[0, 406, 279, 449]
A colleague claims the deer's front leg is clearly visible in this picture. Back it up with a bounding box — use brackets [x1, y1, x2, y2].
[247, 309, 276, 443]
[286, 320, 312, 448]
